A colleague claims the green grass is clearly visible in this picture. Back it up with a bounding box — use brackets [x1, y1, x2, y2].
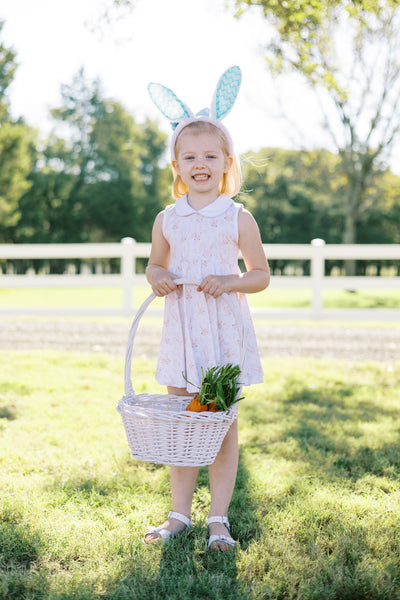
[0, 286, 400, 310]
[1, 350, 400, 599]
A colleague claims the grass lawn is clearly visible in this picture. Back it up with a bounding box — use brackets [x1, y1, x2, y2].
[1, 351, 400, 599]
[0, 286, 400, 310]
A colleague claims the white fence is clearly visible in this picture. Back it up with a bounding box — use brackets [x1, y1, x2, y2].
[0, 237, 399, 320]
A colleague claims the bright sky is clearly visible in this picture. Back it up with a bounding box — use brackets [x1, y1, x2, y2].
[1, 0, 330, 157]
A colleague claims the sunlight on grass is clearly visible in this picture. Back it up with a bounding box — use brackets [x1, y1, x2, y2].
[1, 286, 400, 310]
[0, 351, 400, 599]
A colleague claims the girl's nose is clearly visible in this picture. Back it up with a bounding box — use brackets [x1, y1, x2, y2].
[194, 156, 205, 167]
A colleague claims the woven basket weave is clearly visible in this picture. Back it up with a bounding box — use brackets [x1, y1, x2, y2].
[116, 279, 245, 467]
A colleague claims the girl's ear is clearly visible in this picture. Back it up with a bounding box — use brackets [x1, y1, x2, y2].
[210, 66, 242, 121]
[224, 155, 233, 173]
[148, 83, 193, 126]
[172, 159, 180, 174]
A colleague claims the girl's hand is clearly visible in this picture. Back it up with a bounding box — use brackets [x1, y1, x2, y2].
[150, 268, 181, 297]
[198, 275, 229, 298]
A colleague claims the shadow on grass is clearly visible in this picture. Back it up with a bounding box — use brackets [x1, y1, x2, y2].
[0, 518, 49, 600]
[34, 450, 260, 599]
[265, 376, 400, 483]
[0, 381, 32, 422]
[0, 522, 41, 569]
[0, 404, 17, 420]
[110, 453, 259, 600]
[283, 384, 400, 479]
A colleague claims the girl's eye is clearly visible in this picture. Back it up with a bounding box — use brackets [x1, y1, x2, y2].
[206, 155, 217, 159]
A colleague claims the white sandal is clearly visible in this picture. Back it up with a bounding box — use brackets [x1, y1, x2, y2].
[207, 516, 237, 550]
[144, 511, 192, 544]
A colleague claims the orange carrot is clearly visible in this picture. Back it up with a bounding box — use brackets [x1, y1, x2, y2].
[185, 395, 208, 412]
[185, 395, 218, 412]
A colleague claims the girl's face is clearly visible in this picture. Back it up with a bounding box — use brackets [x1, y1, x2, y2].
[172, 129, 232, 201]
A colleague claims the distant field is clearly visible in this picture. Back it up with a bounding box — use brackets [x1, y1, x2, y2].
[0, 286, 399, 310]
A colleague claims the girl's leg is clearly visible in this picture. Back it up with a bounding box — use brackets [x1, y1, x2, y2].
[145, 386, 198, 543]
[208, 419, 239, 550]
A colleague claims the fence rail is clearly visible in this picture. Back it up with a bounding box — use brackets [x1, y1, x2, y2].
[0, 238, 399, 320]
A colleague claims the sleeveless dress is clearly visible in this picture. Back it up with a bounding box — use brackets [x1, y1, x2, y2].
[156, 193, 264, 393]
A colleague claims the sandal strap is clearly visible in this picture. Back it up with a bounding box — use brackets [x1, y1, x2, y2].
[207, 515, 230, 531]
[207, 516, 236, 548]
[208, 534, 237, 548]
[144, 512, 191, 544]
[145, 525, 172, 542]
[168, 511, 192, 528]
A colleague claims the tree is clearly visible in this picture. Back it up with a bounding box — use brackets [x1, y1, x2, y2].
[16, 137, 85, 243]
[235, 1, 400, 266]
[242, 147, 344, 245]
[356, 168, 400, 245]
[17, 69, 170, 243]
[0, 122, 36, 241]
[89, 0, 136, 32]
[85, 100, 170, 241]
[0, 21, 37, 242]
[242, 146, 400, 244]
[15, 70, 100, 244]
[0, 20, 17, 121]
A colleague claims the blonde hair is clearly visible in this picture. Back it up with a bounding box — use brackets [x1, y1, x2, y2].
[171, 121, 242, 200]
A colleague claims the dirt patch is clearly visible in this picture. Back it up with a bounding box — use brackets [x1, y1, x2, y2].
[1, 318, 399, 363]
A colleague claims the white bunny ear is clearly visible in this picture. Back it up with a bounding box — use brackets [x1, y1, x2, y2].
[210, 66, 242, 121]
[148, 83, 193, 127]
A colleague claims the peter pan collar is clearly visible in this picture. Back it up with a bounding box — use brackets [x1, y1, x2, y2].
[175, 194, 233, 217]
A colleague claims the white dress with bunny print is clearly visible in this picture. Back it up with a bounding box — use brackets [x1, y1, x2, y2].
[156, 193, 264, 393]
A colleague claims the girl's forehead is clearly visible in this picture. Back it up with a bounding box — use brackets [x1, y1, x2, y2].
[176, 130, 223, 151]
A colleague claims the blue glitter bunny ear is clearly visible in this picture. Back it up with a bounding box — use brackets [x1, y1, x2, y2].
[210, 66, 242, 121]
[148, 83, 193, 129]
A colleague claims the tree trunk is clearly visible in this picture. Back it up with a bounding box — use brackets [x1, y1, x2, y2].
[343, 189, 357, 276]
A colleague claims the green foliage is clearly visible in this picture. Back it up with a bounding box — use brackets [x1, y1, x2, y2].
[198, 363, 243, 410]
[234, 0, 398, 86]
[356, 168, 400, 244]
[242, 148, 341, 243]
[235, 1, 400, 251]
[0, 122, 36, 241]
[0, 350, 400, 599]
[235, 0, 332, 77]
[85, 103, 170, 241]
[15, 69, 170, 243]
[242, 147, 400, 245]
[0, 22, 37, 242]
[0, 20, 17, 121]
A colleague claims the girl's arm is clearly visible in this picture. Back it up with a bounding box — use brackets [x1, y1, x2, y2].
[198, 208, 270, 297]
[145, 212, 180, 297]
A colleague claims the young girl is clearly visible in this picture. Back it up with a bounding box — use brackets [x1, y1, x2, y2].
[144, 67, 270, 550]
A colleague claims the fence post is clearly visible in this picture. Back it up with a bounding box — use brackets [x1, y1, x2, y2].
[121, 237, 136, 315]
[311, 238, 325, 319]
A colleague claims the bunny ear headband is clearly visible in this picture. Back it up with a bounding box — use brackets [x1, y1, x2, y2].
[148, 66, 242, 160]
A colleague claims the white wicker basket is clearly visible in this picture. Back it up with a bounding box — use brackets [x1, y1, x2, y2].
[116, 279, 245, 467]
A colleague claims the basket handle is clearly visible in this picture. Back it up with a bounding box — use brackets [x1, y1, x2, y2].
[124, 279, 246, 396]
